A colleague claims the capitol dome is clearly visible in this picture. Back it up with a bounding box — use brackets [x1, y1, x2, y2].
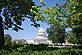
[34, 27, 52, 45]
[36, 27, 46, 39]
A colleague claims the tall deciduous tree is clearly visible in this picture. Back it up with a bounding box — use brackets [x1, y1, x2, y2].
[47, 22, 66, 44]
[37, 0, 82, 45]
[55, 0, 82, 45]
[0, 0, 40, 46]
[66, 0, 82, 44]
[35, 2, 67, 44]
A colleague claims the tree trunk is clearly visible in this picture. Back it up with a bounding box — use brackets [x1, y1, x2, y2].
[0, 16, 4, 47]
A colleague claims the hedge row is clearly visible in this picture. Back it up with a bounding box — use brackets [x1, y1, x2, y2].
[1, 44, 82, 55]
[2, 49, 82, 55]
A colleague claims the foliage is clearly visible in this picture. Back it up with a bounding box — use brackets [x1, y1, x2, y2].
[47, 25, 66, 44]
[2, 47, 82, 55]
[0, 0, 42, 46]
[1, 43, 82, 55]
[65, 0, 82, 44]
[11, 44, 48, 51]
[4, 34, 12, 46]
[66, 31, 78, 45]
[35, 0, 82, 45]
[41, 5, 66, 44]
[33, 1, 67, 44]
[0, 0, 40, 31]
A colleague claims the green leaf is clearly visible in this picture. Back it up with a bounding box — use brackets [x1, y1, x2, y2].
[35, 16, 40, 21]
[40, 0, 43, 2]
[40, 0, 46, 6]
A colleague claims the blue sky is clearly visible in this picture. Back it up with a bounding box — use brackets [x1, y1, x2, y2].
[4, 0, 71, 40]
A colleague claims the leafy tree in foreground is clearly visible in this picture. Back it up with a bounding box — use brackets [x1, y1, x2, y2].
[0, 0, 41, 46]
[35, 1, 67, 44]
[66, 0, 82, 45]
[37, 0, 82, 45]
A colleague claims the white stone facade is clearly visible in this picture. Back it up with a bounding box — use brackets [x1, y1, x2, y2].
[14, 27, 53, 45]
[26, 27, 53, 45]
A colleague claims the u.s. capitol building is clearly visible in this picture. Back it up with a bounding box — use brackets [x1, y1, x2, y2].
[13, 27, 53, 45]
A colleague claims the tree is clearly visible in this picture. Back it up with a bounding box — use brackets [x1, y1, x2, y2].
[35, 3, 67, 44]
[47, 24, 66, 44]
[31, 1, 67, 44]
[4, 34, 12, 46]
[0, 0, 41, 46]
[66, 0, 82, 45]
[37, 0, 82, 45]
[45, 10, 66, 44]
[66, 31, 78, 46]
[55, 0, 82, 45]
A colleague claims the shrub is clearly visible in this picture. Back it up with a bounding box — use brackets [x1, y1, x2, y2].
[2, 45, 82, 55]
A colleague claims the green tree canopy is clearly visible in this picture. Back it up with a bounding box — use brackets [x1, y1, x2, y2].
[35, 0, 82, 45]
[66, 31, 78, 46]
[0, 0, 41, 46]
[47, 23, 66, 44]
